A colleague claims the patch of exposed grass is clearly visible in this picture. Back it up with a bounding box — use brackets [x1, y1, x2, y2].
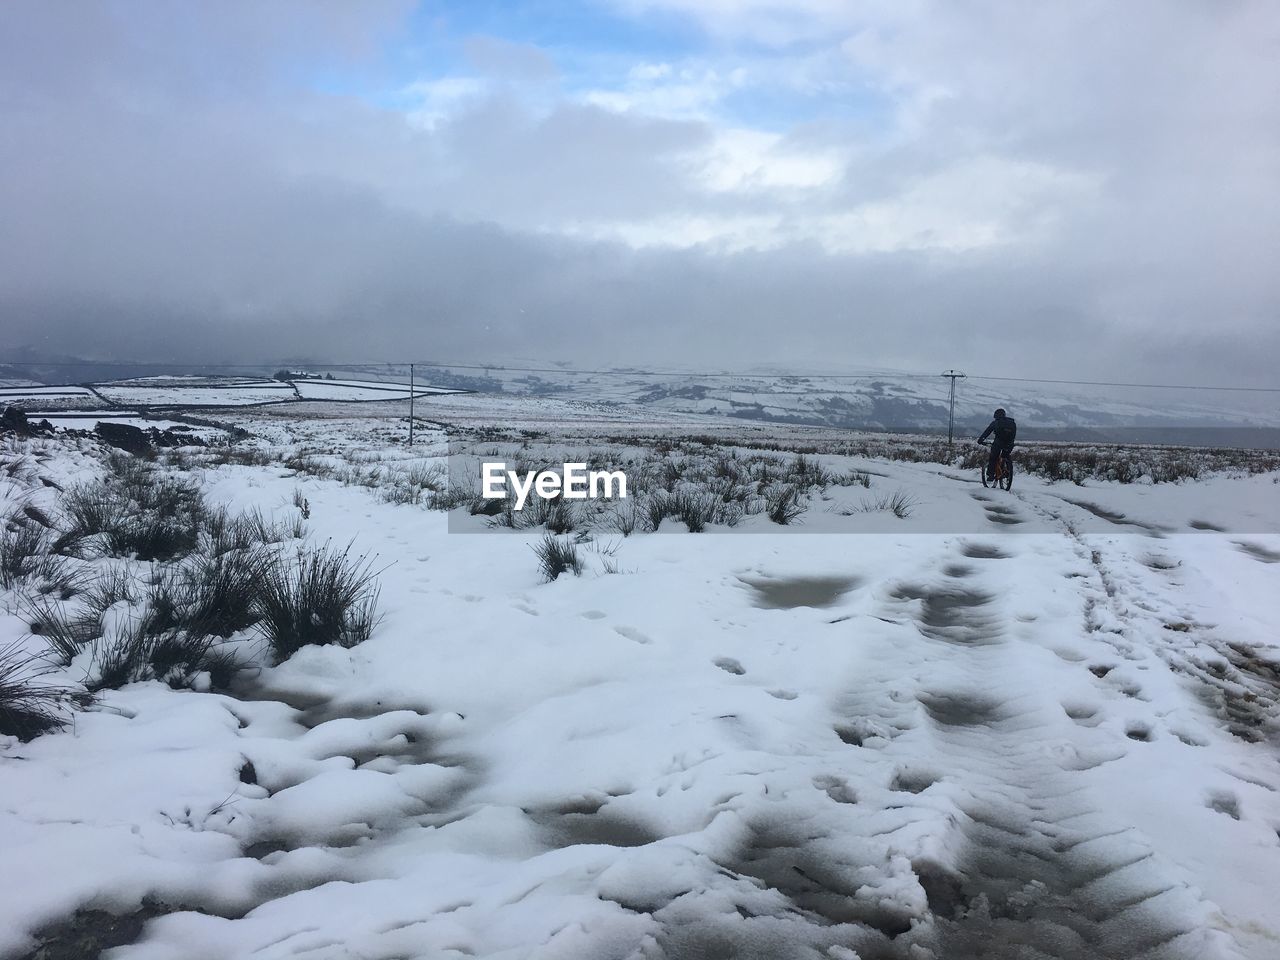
[858, 489, 920, 518]
[765, 485, 804, 525]
[255, 544, 382, 663]
[0, 641, 77, 740]
[56, 464, 206, 561]
[533, 535, 583, 582]
[2, 515, 78, 594]
[23, 598, 102, 667]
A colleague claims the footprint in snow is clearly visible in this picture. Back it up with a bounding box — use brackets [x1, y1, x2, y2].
[767, 689, 798, 701]
[1188, 519, 1224, 531]
[714, 657, 746, 675]
[813, 774, 857, 805]
[580, 610, 607, 620]
[1125, 722, 1154, 742]
[1061, 701, 1103, 727]
[1234, 541, 1280, 564]
[891, 768, 940, 794]
[1117, 681, 1147, 700]
[1206, 790, 1241, 820]
[614, 626, 652, 644]
[960, 542, 1009, 559]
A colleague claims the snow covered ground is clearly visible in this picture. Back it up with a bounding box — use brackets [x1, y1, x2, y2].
[291, 379, 462, 402]
[0, 385, 100, 412]
[2, 377, 464, 417]
[3, 408, 1279, 960]
[92, 379, 299, 407]
[0, 385, 96, 401]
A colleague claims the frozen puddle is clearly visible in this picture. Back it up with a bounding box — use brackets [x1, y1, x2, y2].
[740, 574, 861, 609]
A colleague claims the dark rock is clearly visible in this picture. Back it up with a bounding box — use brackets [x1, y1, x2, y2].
[95, 421, 151, 454]
[1, 406, 55, 437]
[2, 405, 31, 435]
[150, 427, 207, 448]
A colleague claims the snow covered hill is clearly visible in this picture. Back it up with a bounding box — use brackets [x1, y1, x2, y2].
[322, 363, 1280, 448]
[6, 364, 1279, 447]
[3, 407, 1279, 960]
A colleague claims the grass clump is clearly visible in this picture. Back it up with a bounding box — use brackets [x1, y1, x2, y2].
[521, 495, 576, 534]
[1, 515, 80, 595]
[182, 550, 266, 639]
[859, 489, 920, 518]
[669, 490, 717, 532]
[641, 492, 670, 531]
[533, 535, 583, 582]
[766, 485, 804, 525]
[606, 500, 642, 536]
[56, 460, 207, 561]
[0, 641, 78, 741]
[24, 599, 102, 667]
[255, 544, 382, 663]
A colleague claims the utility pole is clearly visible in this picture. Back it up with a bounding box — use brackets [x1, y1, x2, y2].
[942, 369, 966, 447]
[408, 363, 415, 446]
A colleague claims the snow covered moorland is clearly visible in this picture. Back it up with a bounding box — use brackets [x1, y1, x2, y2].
[3, 404, 1280, 960]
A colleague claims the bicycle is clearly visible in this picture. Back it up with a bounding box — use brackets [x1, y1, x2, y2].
[978, 439, 1013, 490]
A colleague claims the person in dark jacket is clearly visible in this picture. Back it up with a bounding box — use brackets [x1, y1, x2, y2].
[978, 408, 1017, 480]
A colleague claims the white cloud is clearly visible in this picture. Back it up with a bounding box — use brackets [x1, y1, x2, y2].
[559, 212, 783, 251]
[4, 0, 1277, 381]
[815, 156, 1101, 254]
[580, 61, 745, 120]
[400, 76, 490, 129]
[684, 127, 844, 193]
[556, 155, 1098, 255]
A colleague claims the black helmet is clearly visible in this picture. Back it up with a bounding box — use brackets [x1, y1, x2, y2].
[994, 408, 1006, 418]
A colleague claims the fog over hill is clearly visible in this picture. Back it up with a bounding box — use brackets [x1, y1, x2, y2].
[4, 354, 1277, 447]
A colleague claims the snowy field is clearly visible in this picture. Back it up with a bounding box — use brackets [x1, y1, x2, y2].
[1, 378, 465, 427]
[3, 404, 1279, 960]
[0, 385, 100, 413]
[92, 379, 299, 407]
[291, 378, 462, 402]
[0, 385, 96, 401]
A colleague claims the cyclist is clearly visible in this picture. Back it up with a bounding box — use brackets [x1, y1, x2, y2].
[977, 408, 1017, 482]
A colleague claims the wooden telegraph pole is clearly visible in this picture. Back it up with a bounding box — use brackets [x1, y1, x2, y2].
[408, 363, 415, 446]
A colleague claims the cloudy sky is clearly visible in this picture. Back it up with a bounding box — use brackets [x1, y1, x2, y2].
[2, 1, 1277, 382]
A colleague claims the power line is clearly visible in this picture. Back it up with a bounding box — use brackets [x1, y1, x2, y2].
[2, 357, 1279, 393]
[967, 375, 1280, 394]
[403, 362, 1280, 393]
[400, 360, 941, 380]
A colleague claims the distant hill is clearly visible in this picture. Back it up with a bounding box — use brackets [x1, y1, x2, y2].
[5, 353, 1276, 448]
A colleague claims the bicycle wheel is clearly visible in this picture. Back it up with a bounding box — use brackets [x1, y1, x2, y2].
[999, 453, 1013, 490]
[981, 457, 993, 487]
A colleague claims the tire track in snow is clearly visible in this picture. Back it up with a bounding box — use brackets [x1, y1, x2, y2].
[830, 515, 1240, 959]
[1010, 485, 1280, 748]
